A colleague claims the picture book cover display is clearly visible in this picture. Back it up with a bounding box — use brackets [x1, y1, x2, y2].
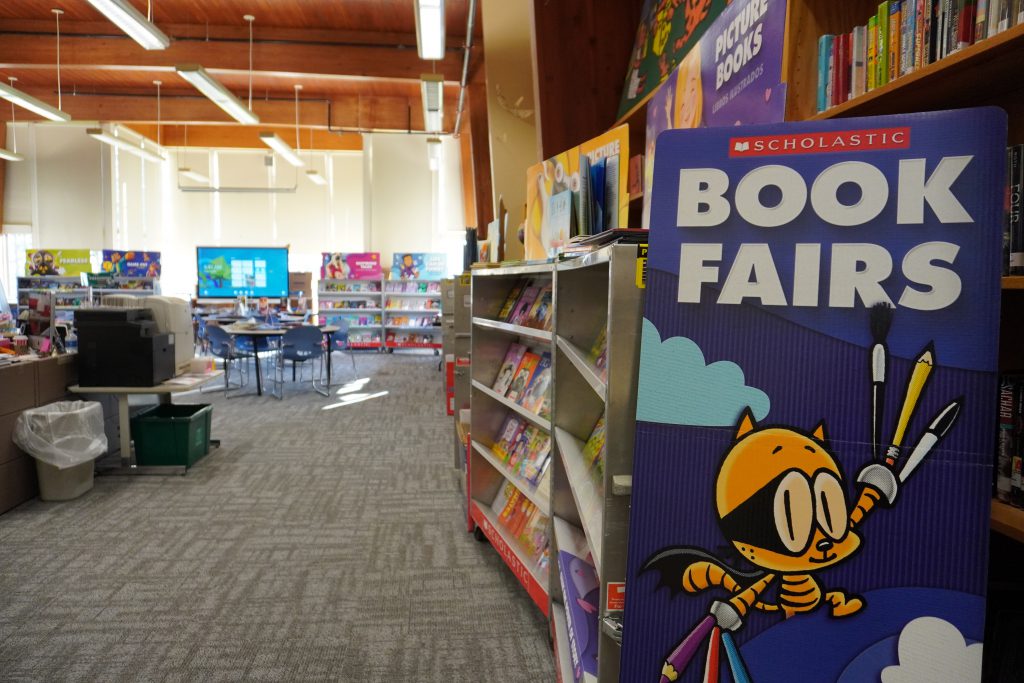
[390, 253, 446, 280]
[621, 109, 1005, 683]
[321, 252, 382, 280]
[101, 250, 161, 278]
[643, 0, 789, 229]
[519, 352, 553, 415]
[507, 352, 542, 403]
[618, 0, 731, 119]
[494, 343, 528, 395]
[556, 518, 601, 682]
[25, 249, 92, 276]
[525, 126, 630, 260]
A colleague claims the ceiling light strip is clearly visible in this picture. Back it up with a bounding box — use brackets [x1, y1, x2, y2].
[86, 0, 170, 50]
[175, 64, 259, 125]
[87, 127, 165, 163]
[0, 147, 24, 162]
[414, 0, 446, 61]
[259, 132, 304, 168]
[0, 80, 71, 122]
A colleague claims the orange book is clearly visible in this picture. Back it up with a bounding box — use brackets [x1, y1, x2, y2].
[506, 352, 541, 401]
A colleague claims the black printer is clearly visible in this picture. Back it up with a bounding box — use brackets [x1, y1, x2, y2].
[75, 308, 175, 387]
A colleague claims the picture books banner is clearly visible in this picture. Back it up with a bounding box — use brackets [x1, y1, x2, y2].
[102, 250, 161, 277]
[619, 0, 731, 119]
[643, 0, 788, 229]
[25, 249, 92, 276]
[525, 125, 630, 260]
[321, 252, 382, 280]
[621, 109, 1005, 682]
[391, 253, 447, 280]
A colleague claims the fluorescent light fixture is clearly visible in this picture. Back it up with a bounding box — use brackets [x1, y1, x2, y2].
[421, 73, 444, 133]
[426, 137, 442, 171]
[175, 64, 259, 125]
[305, 169, 327, 186]
[0, 147, 24, 162]
[0, 80, 70, 122]
[178, 167, 210, 183]
[259, 132, 304, 167]
[414, 0, 445, 60]
[86, 127, 165, 163]
[86, 0, 170, 50]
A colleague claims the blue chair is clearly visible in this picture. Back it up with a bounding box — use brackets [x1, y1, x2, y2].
[272, 325, 328, 398]
[202, 324, 250, 394]
[329, 319, 358, 381]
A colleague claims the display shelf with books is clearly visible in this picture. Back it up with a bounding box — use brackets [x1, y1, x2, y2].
[88, 275, 158, 301]
[470, 262, 556, 613]
[17, 276, 92, 312]
[383, 278, 443, 352]
[549, 243, 644, 683]
[317, 278, 384, 350]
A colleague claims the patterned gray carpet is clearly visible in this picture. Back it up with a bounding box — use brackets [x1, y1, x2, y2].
[0, 352, 554, 682]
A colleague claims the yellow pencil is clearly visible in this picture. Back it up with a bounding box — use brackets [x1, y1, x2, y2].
[885, 343, 934, 467]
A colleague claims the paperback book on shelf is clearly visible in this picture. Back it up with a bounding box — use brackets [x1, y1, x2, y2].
[494, 415, 528, 461]
[556, 519, 600, 683]
[493, 343, 528, 395]
[523, 284, 553, 330]
[497, 282, 527, 320]
[509, 285, 541, 326]
[623, 109, 1005, 682]
[506, 352, 541, 403]
[519, 431, 553, 486]
[518, 352, 552, 415]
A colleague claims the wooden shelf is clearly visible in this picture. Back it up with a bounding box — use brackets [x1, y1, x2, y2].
[812, 23, 1024, 121]
[1002, 277, 1024, 290]
[472, 379, 552, 432]
[470, 499, 550, 616]
[472, 440, 551, 516]
[992, 499, 1024, 543]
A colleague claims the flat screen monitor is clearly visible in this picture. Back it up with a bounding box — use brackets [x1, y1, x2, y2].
[196, 246, 289, 299]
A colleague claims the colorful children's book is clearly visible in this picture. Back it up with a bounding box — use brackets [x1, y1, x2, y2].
[497, 281, 527, 320]
[556, 519, 600, 683]
[524, 284, 554, 329]
[492, 343, 528, 395]
[493, 415, 527, 461]
[518, 509, 550, 563]
[589, 328, 608, 379]
[508, 426, 539, 470]
[518, 352, 552, 414]
[506, 352, 541, 402]
[491, 481, 517, 517]
[508, 286, 541, 325]
[519, 431, 553, 486]
[582, 416, 607, 479]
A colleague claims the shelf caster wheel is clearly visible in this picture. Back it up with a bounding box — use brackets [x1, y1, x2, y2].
[434, 349, 440, 356]
[473, 526, 488, 543]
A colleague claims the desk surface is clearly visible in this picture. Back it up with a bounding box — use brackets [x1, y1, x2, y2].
[222, 327, 287, 336]
[69, 370, 224, 395]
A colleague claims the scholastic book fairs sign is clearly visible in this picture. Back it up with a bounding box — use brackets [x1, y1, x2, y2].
[1, 1, 1023, 681]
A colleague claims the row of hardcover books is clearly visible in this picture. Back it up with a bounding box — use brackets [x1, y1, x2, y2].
[493, 415, 552, 487]
[492, 342, 553, 419]
[492, 482, 550, 576]
[997, 376, 1024, 506]
[817, 0, 1019, 113]
[496, 280, 554, 331]
[1005, 145, 1024, 275]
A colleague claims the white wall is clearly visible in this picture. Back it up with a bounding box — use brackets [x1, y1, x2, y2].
[3, 122, 466, 299]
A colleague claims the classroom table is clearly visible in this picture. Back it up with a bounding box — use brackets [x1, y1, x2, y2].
[69, 370, 223, 475]
[221, 326, 286, 396]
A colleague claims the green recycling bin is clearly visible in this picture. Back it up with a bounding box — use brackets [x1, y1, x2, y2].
[130, 403, 213, 468]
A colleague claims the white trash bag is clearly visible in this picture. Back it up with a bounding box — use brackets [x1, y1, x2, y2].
[13, 401, 108, 470]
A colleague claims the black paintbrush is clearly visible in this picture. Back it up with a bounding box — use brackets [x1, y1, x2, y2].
[870, 302, 894, 461]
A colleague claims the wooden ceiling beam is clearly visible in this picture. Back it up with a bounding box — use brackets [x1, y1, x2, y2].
[0, 33, 463, 83]
[0, 18, 473, 48]
[9, 88, 458, 133]
[125, 124, 364, 151]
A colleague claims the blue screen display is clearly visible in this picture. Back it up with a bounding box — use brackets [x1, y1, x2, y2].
[196, 247, 289, 298]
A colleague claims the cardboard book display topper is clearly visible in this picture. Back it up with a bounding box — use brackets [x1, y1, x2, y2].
[622, 108, 1005, 683]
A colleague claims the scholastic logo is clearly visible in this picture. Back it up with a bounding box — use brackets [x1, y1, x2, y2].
[729, 127, 911, 157]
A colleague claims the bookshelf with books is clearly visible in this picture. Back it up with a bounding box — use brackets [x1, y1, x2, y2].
[469, 262, 556, 615]
[317, 278, 384, 350]
[87, 274, 157, 302]
[383, 278, 443, 352]
[549, 244, 644, 683]
[17, 276, 92, 312]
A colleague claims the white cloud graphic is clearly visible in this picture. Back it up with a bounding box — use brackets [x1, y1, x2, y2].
[881, 617, 983, 683]
[636, 319, 770, 426]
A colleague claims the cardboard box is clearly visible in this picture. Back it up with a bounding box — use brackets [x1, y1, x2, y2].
[288, 272, 312, 295]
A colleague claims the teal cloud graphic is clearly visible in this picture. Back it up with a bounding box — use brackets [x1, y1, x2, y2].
[637, 319, 771, 426]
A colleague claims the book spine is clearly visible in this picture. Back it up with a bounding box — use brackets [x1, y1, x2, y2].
[889, 1, 902, 80]
[844, 32, 853, 101]
[902, 0, 917, 74]
[1014, 381, 1024, 507]
[878, 2, 890, 86]
[921, 0, 929, 67]
[929, 0, 941, 61]
[1017, 0, 1024, 26]
[817, 34, 833, 112]
[976, 0, 989, 40]
[1010, 144, 1024, 275]
[988, 0, 1002, 36]
[868, 17, 878, 90]
[997, 377, 1016, 502]
[853, 26, 867, 97]
[947, 0, 960, 54]
[827, 37, 836, 107]
[958, 0, 976, 48]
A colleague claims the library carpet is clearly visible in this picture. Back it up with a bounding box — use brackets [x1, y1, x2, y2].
[0, 352, 554, 682]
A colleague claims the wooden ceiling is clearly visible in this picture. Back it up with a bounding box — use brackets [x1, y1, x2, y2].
[0, 0, 481, 139]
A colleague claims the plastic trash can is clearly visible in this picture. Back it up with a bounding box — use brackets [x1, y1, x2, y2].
[13, 401, 108, 502]
[130, 403, 213, 468]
